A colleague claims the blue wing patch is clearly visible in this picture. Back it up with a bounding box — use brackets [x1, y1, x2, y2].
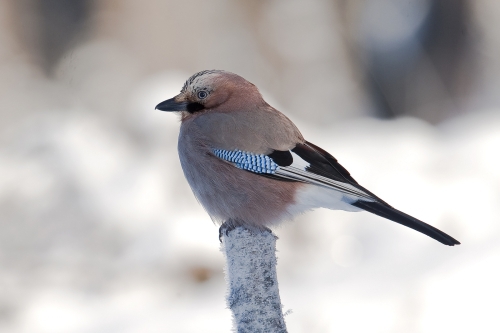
[213, 149, 279, 174]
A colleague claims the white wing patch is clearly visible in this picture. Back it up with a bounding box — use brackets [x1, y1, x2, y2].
[290, 151, 310, 170]
[276, 151, 374, 201]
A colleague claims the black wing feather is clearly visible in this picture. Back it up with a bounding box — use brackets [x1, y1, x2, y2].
[264, 144, 373, 199]
[267, 150, 293, 166]
[295, 142, 390, 205]
[264, 141, 460, 246]
[264, 142, 384, 199]
[301, 141, 358, 184]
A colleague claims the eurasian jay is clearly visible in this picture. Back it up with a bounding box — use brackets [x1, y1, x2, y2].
[156, 70, 460, 246]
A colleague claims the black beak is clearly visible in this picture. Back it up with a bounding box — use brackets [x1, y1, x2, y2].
[155, 97, 189, 112]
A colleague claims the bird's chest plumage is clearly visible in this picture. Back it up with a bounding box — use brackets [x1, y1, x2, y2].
[177, 118, 300, 226]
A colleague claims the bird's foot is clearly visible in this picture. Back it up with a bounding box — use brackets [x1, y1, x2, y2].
[219, 220, 272, 242]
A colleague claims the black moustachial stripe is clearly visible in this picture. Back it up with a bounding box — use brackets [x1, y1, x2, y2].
[186, 102, 205, 113]
[352, 200, 460, 246]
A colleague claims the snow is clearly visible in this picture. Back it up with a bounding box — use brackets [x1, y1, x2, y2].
[222, 226, 287, 332]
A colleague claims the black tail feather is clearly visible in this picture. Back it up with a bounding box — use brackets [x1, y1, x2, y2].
[352, 200, 460, 246]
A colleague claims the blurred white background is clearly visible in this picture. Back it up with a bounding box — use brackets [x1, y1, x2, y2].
[0, 0, 499, 332]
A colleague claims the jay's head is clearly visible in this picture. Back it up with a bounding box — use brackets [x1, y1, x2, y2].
[155, 70, 264, 117]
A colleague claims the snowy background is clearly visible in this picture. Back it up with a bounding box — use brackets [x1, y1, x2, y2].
[1, 1, 500, 332]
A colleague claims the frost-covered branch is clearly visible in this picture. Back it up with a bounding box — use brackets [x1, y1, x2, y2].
[221, 224, 288, 333]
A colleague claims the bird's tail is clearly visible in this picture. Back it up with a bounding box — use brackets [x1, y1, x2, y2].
[352, 200, 460, 246]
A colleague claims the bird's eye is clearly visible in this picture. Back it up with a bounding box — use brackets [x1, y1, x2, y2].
[197, 90, 208, 99]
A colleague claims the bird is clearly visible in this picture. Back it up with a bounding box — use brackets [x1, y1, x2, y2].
[155, 70, 460, 246]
